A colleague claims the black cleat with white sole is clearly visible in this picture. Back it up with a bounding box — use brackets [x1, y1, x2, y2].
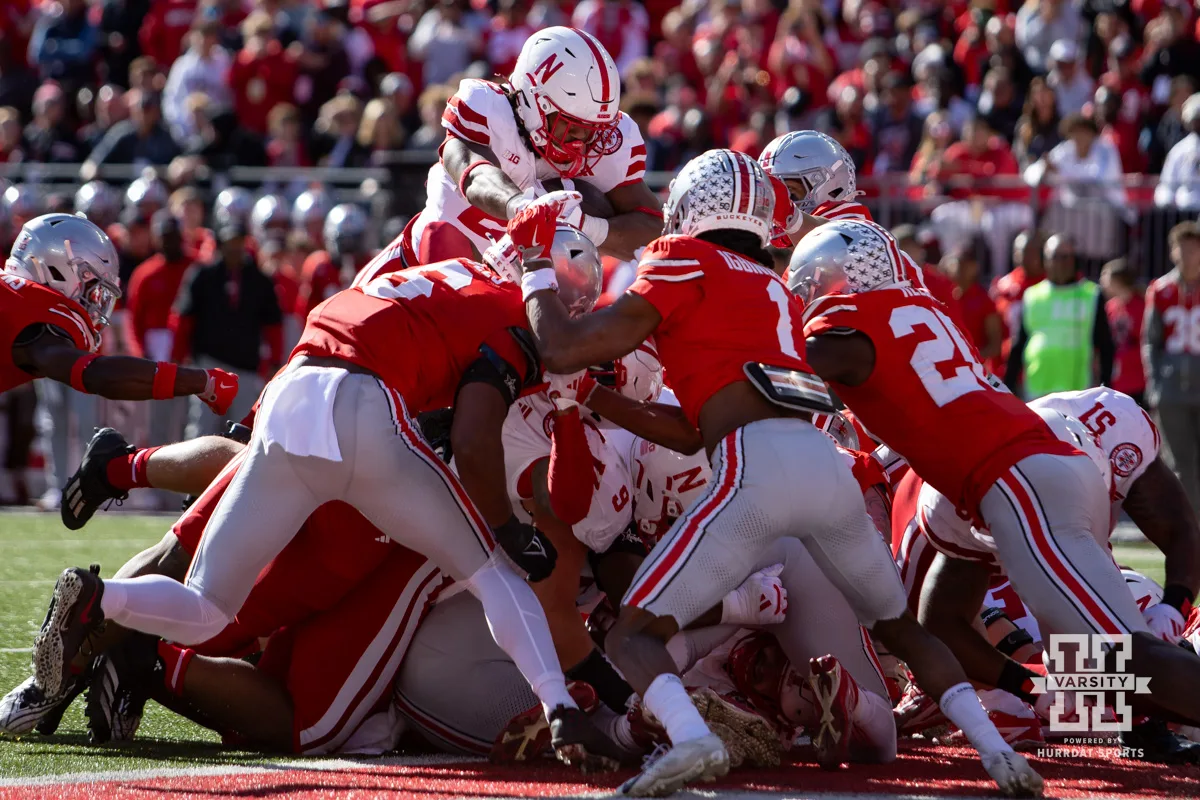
[86, 633, 160, 744]
[0, 668, 88, 736]
[550, 705, 627, 773]
[33, 566, 105, 698]
[61, 428, 135, 530]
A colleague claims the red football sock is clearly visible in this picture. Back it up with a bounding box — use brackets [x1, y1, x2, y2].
[157, 641, 196, 697]
[105, 446, 163, 492]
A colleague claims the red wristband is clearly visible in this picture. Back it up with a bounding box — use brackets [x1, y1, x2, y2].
[457, 159, 491, 199]
[152, 362, 178, 400]
[69, 354, 100, 393]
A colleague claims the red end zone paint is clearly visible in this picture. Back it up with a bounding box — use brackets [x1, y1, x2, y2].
[5, 742, 1198, 799]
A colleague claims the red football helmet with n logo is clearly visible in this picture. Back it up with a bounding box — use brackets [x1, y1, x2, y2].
[509, 27, 622, 178]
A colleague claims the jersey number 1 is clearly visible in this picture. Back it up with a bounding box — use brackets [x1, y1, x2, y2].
[766, 281, 800, 359]
[890, 304, 990, 408]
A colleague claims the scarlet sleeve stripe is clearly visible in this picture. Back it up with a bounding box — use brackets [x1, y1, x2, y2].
[49, 306, 90, 344]
[825, 204, 869, 220]
[442, 115, 490, 147]
[626, 160, 647, 177]
[448, 95, 489, 128]
[630, 144, 647, 158]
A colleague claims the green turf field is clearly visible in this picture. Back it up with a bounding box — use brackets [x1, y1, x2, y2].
[0, 509, 1169, 780]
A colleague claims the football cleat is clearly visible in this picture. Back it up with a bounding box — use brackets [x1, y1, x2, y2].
[550, 703, 626, 774]
[0, 669, 87, 735]
[491, 681, 598, 764]
[85, 633, 159, 744]
[894, 677, 949, 736]
[1120, 718, 1200, 764]
[61, 428, 134, 530]
[619, 733, 730, 797]
[33, 566, 105, 697]
[807, 655, 857, 770]
[689, 687, 782, 769]
[981, 750, 1045, 798]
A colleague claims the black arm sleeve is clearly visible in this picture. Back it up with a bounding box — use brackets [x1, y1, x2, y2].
[1093, 292, 1114, 387]
[456, 327, 542, 408]
[1005, 316, 1028, 392]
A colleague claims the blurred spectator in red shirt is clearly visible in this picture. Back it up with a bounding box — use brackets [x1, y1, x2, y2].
[572, 0, 649, 78]
[228, 11, 298, 136]
[1092, 84, 1145, 173]
[991, 228, 1046, 379]
[941, 245, 1004, 366]
[654, 9, 704, 99]
[766, 6, 833, 108]
[1099, 36, 1150, 127]
[1100, 257, 1147, 406]
[727, 109, 772, 159]
[169, 185, 214, 264]
[139, 0, 197, 72]
[265, 102, 311, 167]
[485, 0, 532, 77]
[125, 210, 194, 360]
[952, 6, 990, 92]
[930, 115, 1022, 200]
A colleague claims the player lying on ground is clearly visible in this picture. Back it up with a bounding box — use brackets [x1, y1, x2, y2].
[2, 214, 238, 450]
[790, 218, 1200, 736]
[30, 231, 632, 772]
[506, 153, 1043, 797]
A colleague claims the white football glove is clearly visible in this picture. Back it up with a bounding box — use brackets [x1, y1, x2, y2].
[1143, 602, 1186, 644]
[720, 564, 787, 625]
[544, 370, 597, 411]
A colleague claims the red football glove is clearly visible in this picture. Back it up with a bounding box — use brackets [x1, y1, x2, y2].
[767, 174, 803, 242]
[507, 190, 583, 264]
[198, 368, 239, 415]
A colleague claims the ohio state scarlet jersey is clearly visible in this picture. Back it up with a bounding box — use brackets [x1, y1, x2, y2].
[296, 250, 375, 320]
[502, 391, 634, 552]
[805, 287, 1076, 517]
[1146, 272, 1200, 356]
[627, 236, 814, 426]
[1031, 388, 1160, 505]
[0, 273, 99, 392]
[294, 259, 531, 415]
[418, 79, 647, 258]
[813, 199, 870, 222]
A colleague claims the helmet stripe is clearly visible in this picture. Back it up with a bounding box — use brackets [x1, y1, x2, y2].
[735, 153, 753, 215]
[573, 29, 614, 104]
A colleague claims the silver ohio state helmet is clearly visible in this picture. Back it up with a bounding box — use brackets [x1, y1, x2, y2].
[74, 181, 121, 228]
[125, 174, 168, 218]
[664, 149, 776, 246]
[251, 194, 291, 243]
[510, 27, 622, 178]
[483, 224, 602, 316]
[6, 213, 121, 328]
[324, 204, 369, 258]
[213, 187, 253, 227]
[292, 187, 333, 236]
[759, 131, 857, 214]
[788, 219, 906, 304]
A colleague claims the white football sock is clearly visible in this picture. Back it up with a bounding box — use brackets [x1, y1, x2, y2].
[643, 673, 710, 745]
[466, 555, 575, 718]
[100, 576, 230, 644]
[939, 682, 1011, 756]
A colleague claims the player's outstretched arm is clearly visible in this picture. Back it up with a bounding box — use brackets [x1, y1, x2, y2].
[599, 181, 666, 261]
[442, 137, 528, 221]
[584, 386, 703, 455]
[1124, 457, 1200, 611]
[529, 292, 661, 375]
[13, 326, 237, 413]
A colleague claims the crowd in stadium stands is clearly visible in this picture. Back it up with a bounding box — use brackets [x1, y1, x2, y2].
[4, 0, 1200, 507]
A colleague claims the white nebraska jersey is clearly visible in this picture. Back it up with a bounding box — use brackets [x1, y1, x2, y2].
[418, 78, 648, 256]
[1029, 388, 1160, 505]
[502, 391, 634, 552]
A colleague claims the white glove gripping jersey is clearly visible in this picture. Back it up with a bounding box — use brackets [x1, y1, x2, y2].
[1029, 388, 1160, 507]
[502, 391, 634, 552]
[416, 78, 648, 258]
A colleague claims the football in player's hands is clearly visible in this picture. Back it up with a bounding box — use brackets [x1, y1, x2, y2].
[493, 516, 558, 582]
[508, 199, 571, 264]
